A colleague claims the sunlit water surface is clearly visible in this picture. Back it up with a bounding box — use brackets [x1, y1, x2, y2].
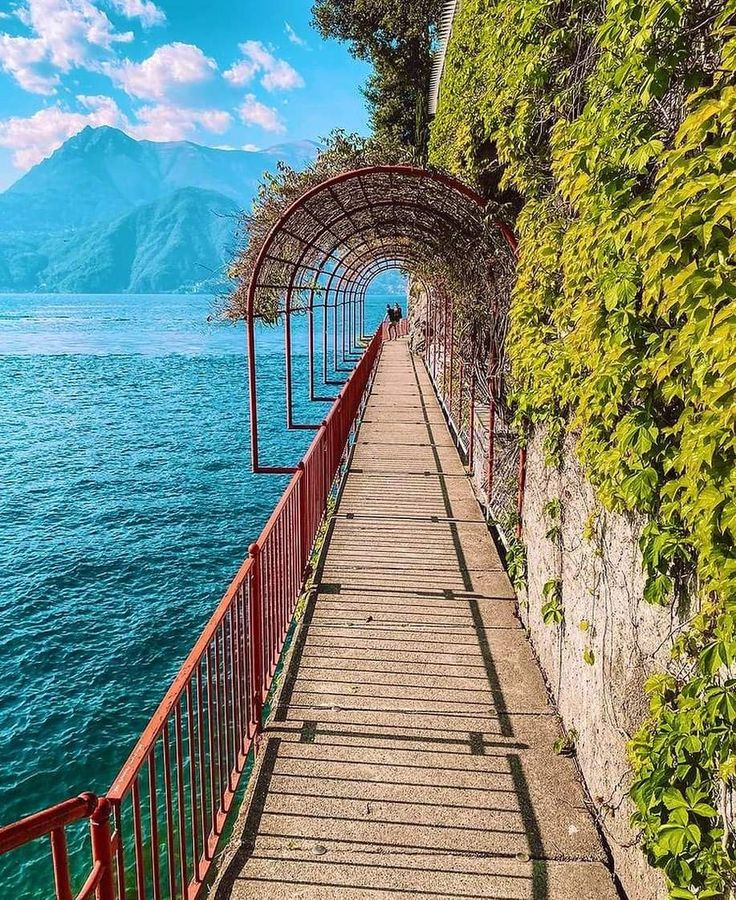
[0, 290, 391, 896]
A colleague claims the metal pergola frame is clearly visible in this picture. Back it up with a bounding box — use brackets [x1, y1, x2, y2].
[242, 165, 516, 473]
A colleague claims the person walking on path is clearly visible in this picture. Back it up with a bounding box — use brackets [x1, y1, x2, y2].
[386, 303, 399, 340]
[393, 301, 403, 332]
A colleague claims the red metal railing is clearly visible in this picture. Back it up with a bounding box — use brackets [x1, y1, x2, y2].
[422, 290, 526, 538]
[381, 317, 408, 341]
[0, 329, 383, 900]
[0, 794, 114, 900]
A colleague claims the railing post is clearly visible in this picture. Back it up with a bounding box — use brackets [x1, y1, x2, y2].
[487, 392, 496, 503]
[248, 543, 264, 721]
[487, 321, 498, 506]
[321, 420, 329, 507]
[297, 461, 309, 572]
[448, 302, 455, 414]
[89, 798, 115, 900]
[49, 828, 73, 900]
[458, 356, 465, 438]
[468, 335, 477, 473]
[442, 290, 449, 401]
[431, 291, 438, 379]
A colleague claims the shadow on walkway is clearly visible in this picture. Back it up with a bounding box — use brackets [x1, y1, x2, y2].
[210, 340, 618, 900]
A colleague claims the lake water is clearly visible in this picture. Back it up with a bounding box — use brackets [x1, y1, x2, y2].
[0, 290, 391, 896]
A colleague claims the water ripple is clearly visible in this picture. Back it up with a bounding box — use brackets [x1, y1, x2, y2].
[0, 291, 390, 896]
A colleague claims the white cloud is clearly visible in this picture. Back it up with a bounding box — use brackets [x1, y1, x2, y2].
[224, 40, 303, 92]
[106, 42, 217, 101]
[128, 103, 232, 142]
[0, 93, 233, 171]
[238, 94, 284, 132]
[108, 0, 165, 27]
[0, 94, 125, 168]
[0, 0, 133, 93]
[17, 0, 132, 69]
[223, 57, 257, 88]
[0, 34, 59, 94]
[284, 22, 307, 47]
[262, 60, 302, 91]
[242, 143, 260, 151]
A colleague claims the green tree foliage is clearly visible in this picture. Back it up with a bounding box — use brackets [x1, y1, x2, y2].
[429, 0, 736, 894]
[312, 0, 442, 156]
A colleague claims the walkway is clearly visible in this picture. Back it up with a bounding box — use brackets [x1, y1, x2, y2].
[211, 340, 619, 900]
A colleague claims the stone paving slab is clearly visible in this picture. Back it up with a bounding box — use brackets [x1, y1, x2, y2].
[210, 340, 618, 900]
[223, 850, 616, 900]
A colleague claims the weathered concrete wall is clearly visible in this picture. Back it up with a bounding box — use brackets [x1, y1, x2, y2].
[520, 430, 677, 900]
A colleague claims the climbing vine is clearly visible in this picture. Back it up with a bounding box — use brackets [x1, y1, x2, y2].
[430, 0, 736, 894]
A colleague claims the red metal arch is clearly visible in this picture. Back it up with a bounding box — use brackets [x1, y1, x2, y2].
[244, 165, 516, 473]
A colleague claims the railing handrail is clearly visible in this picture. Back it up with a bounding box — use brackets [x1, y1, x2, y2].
[0, 794, 97, 855]
[107, 456, 312, 797]
[106, 538, 262, 800]
[0, 793, 115, 900]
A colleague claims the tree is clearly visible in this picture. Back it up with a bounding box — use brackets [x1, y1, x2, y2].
[311, 0, 442, 159]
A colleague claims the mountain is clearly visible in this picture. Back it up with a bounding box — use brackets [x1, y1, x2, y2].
[40, 187, 241, 294]
[0, 127, 320, 293]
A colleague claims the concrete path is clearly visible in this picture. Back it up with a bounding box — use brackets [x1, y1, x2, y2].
[211, 340, 619, 900]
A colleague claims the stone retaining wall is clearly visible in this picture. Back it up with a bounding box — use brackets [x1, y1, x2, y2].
[519, 430, 675, 900]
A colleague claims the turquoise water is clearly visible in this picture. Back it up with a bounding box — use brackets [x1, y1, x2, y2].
[0, 291, 388, 897]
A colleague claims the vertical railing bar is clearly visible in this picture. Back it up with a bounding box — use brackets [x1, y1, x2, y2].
[195, 663, 208, 861]
[205, 646, 218, 839]
[241, 582, 251, 745]
[218, 621, 231, 796]
[274, 520, 281, 651]
[268, 533, 275, 674]
[147, 749, 162, 900]
[271, 523, 279, 668]
[259, 546, 268, 691]
[229, 601, 242, 764]
[283, 510, 290, 634]
[223, 611, 236, 790]
[229, 602, 240, 769]
[240, 583, 253, 745]
[112, 802, 126, 900]
[233, 584, 246, 760]
[90, 799, 115, 900]
[131, 778, 147, 900]
[214, 628, 226, 809]
[185, 681, 201, 883]
[49, 828, 73, 900]
[228, 601, 242, 765]
[292, 495, 299, 613]
[282, 501, 288, 629]
[174, 701, 188, 895]
[468, 333, 477, 473]
[161, 721, 177, 900]
[238, 581, 251, 750]
[448, 301, 455, 414]
[248, 544, 264, 735]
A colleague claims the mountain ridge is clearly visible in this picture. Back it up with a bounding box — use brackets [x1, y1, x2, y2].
[0, 127, 320, 293]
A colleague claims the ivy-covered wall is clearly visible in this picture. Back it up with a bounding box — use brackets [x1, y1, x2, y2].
[429, 0, 736, 896]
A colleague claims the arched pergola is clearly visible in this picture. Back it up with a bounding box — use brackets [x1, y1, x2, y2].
[242, 165, 516, 473]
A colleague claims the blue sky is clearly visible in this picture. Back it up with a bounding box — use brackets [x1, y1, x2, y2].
[0, 0, 371, 189]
